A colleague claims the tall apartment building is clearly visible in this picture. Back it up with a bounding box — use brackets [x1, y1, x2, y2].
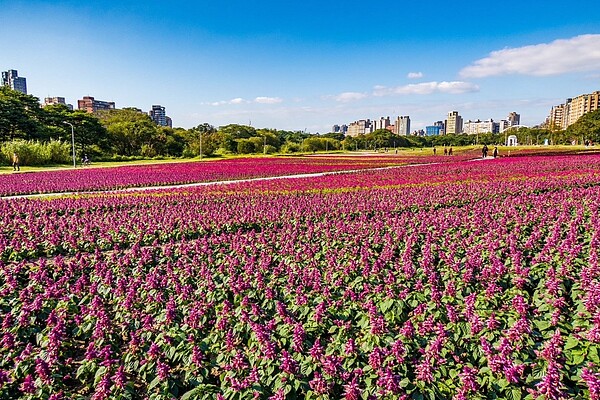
[78, 96, 116, 113]
[463, 119, 497, 135]
[394, 116, 411, 136]
[548, 104, 566, 130]
[433, 120, 445, 135]
[548, 91, 600, 130]
[507, 112, 520, 126]
[566, 91, 600, 127]
[446, 111, 463, 135]
[331, 124, 348, 134]
[347, 119, 372, 137]
[1, 69, 27, 94]
[149, 105, 168, 126]
[374, 116, 391, 131]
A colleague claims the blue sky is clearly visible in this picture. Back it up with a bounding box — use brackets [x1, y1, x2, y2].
[1, 1, 599, 132]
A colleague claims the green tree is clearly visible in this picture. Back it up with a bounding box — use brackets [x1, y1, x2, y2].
[0, 86, 44, 141]
[567, 109, 600, 144]
[98, 108, 158, 156]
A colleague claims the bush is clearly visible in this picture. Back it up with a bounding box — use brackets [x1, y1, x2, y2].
[281, 142, 301, 153]
[0, 140, 72, 166]
[236, 139, 255, 154]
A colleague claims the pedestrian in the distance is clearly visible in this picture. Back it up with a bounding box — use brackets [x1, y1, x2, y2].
[493, 146, 498, 159]
[482, 144, 488, 159]
[433, 146, 437, 155]
[12, 153, 20, 171]
[449, 146, 453, 156]
[444, 147, 448, 156]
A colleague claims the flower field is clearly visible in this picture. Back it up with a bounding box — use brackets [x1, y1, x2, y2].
[0, 154, 466, 197]
[1, 154, 600, 399]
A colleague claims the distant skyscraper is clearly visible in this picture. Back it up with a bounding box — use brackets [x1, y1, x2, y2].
[1, 69, 27, 94]
[347, 119, 371, 137]
[78, 96, 115, 113]
[374, 116, 391, 131]
[507, 112, 520, 126]
[446, 111, 463, 135]
[149, 105, 168, 126]
[394, 116, 410, 136]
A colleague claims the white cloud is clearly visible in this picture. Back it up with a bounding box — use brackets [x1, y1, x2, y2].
[374, 81, 479, 96]
[254, 96, 283, 104]
[229, 97, 247, 104]
[407, 72, 423, 79]
[328, 92, 369, 102]
[460, 34, 600, 78]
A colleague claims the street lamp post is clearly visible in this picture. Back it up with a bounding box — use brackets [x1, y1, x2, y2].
[64, 122, 76, 167]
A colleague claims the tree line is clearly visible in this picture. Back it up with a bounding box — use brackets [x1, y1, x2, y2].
[2, 86, 599, 165]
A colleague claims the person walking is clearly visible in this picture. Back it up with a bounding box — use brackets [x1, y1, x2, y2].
[482, 144, 488, 159]
[493, 146, 498, 159]
[448, 146, 453, 156]
[12, 153, 20, 171]
[433, 146, 437, 155]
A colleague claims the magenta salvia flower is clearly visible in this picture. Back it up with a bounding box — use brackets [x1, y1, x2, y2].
[582, 366, 600, 400]
[309, 371, 330, 394]
[536, 361, 567, 400]
[35, 357, 52, 384]
[280, 350, 298, 375]
[415, 357, 434, 383]
[20, 374, 36, 394]
[343, 377, 362, 400]
[157, 360, 170, 380]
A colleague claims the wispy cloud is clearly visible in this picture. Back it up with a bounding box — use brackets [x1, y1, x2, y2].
[373, 81, 479, 96]
[326, 92, 369, 102]
[407, 72, 423, 79]
[254, 96, 283, 104]
[460, 34, 600, 78]
[206, 97, 283, 106]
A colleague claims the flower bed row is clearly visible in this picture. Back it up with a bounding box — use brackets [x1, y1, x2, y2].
[0, 154, 469, 197]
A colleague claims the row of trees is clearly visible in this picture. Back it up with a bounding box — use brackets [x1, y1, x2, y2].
[3, 85, 600, 165]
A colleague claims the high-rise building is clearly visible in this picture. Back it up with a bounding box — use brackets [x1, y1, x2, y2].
[463, 119, 496, 135]
[446, 111, 463, 135]
[78, 96, 116, 113]
[507, 112, 520, 126]
[548, 104, 566, 130]
[347, 119, 372, 137]
[394, 116, 410, 136]
[548, 91, 600, 130]
[374, 116, 391, 131]
[433, 120, 445, 135]
[149, 105, 167, 126]
[1, 69, 27, 94]
[567, 91, 600, 127]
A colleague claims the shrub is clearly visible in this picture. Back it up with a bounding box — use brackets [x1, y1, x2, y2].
[0, 140, 72, 166]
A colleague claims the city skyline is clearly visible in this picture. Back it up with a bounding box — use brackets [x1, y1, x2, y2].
[1, 1, 599, 132]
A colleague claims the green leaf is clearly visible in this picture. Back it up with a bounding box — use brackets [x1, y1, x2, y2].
[148, 376, 161, 390]
[564, 337, 579, 350]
